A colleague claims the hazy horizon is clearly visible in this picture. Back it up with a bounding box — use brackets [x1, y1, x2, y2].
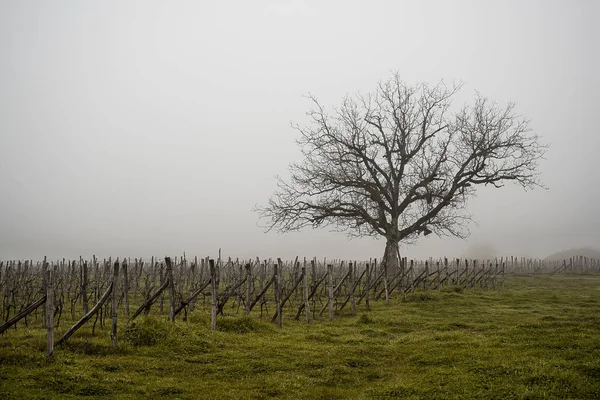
[1, 0, 599, 262]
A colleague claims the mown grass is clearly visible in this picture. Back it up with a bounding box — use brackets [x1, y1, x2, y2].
[1, 274, 599, 399]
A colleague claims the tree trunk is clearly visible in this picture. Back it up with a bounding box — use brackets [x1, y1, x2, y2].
[383, 238, 400, 274]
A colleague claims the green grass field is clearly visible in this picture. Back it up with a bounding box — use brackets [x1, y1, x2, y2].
[1, 274, 599, 399]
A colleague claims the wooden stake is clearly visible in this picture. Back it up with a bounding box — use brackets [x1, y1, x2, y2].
[165, 257, 175, 322]
[210, 259, 217, 331]
[274, 259, 282, 328]
[41, 257, 47, 328]
[302, 258, 310, 323]
[327, 264, 334, 321]
[81, 261, 89, 315]
[123, 260, 129, 318]
[111, 262, 119, 348]
[349, 262, 355, 315]
[245, 263, 252, 315]
[365, 262, 371, 311]
[46, 269, 54, 358]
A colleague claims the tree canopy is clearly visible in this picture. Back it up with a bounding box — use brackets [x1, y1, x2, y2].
[257, 74, 546, 266]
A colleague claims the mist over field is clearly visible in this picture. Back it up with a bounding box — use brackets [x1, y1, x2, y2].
[1, 0, 599, 261]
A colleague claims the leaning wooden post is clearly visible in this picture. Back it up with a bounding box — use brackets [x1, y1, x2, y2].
[302, 258, 310, 323]
[46, 268, 54, 358]
[110, 261, 119, 348]
[274, 259, 282, 328]
[209, 259, 217, 331]
[327, 264, 334, 321]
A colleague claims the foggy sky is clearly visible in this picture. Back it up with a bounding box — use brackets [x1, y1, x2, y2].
[1, 0, 599, 262]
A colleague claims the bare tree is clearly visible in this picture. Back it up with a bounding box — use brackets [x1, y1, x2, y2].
[256, 74, 546, 269]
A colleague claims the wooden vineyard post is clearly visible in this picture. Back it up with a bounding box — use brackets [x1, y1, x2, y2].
[92, 255, 98, 304]
[444, 258, 449, 289]
[110, 262, 119, 348]
[245, 263, 252, 315]
[81, 261, 89, 315]
[159, 261, 164, 314]
[502, 262, 505, 290]
[349, 262, 355, 316]
[302, 258, 310, 323]
[383, 259, 390, 305]
[464, 260, 469, 288]
[293, 256, 299, 304]
[424, 261, 429, 291]
[165, 257, 175, 323]
[46, 268, 54, 358]
[400, 258, 406, 302]
[436, 261, 441, 291]
[274, 259, 282, 328]
[455, 258, 460, 286]
[258, 260, 265, 313]
[327, 264, 334, 321]
[123, 259, 129, 318]
[311, 258, 317, 316]
[210, 259, 217, 331]
[42, 257, 47, 328]
[365, 262, 371, 311]
[236, 259, 243, 312]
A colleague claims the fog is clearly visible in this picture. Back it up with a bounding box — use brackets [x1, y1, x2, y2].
[1, 0, 599, 261]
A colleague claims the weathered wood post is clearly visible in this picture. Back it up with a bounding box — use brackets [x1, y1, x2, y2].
[159, 261, 165, 314]
[400, 258, 406, 302]
[436, 261, 441, 291]
[302, 258, 310, 323]
[424, 261, 429, 291]
[327, 264, 334, 321]
[81, 261, 89, 315]
[245, 263, 252, 315]
[123, 259, 129, 318]
[274, 259, 282, 328]
[293, 256, 300, 304]
[110, 261, 119, 348]
[311, 258, 317, 316]
[209, 259, 217, 331]
[365, 262, 371, 311]
[444, 257, 449, 289]
[92, 255, 98, 303]
[455, 258, 460, 285]
[258, 260, 265, 312]
[502, 262, 505, 290]
[42, 256, 47, 328]
[46, 268, 54, 357]
[349, 262, 355, 316]
[383, 258, 390, 305]
[165, 257, 175, 323]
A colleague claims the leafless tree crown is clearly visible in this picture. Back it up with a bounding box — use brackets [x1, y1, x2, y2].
[257, 74, 546, 247]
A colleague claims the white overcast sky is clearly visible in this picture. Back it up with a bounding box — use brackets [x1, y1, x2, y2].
[1, 0, 599, 261]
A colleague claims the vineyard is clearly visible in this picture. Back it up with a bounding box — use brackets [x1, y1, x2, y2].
[1, 253, 597, 356]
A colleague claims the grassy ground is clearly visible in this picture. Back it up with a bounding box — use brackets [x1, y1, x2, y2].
[1, 274, 599, 399]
